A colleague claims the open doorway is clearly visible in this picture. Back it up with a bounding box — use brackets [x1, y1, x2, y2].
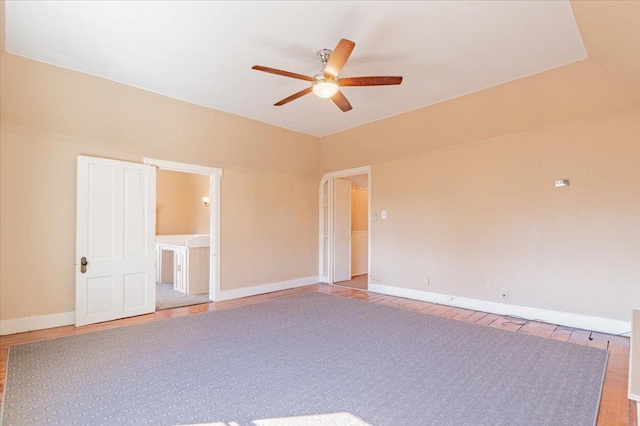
[347, 174, 369, 289]
[144, 158, 222, 309]
[319, 166, 370, 290]
[155, 169, 211, 310]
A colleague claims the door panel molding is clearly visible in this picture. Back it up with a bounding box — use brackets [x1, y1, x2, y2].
[76, 155, 156, 326]
[333, 178, 352, 282]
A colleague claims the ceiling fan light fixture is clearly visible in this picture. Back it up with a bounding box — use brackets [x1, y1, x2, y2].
[252, 38, 402, 112]
[312, 79, 339, 98]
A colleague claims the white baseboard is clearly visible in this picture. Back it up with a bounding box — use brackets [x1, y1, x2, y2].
[215, 275, 319, 302]
[0, 277, 319, 335]
[0, 311, 75, 336]
[369, 283, 631, 336]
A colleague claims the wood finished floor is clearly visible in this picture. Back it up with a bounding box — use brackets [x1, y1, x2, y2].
[334, 274, 368, 290]
[0, 284, 635, 426]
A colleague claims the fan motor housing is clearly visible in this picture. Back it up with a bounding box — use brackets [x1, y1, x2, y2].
[317, 49, 332, 64]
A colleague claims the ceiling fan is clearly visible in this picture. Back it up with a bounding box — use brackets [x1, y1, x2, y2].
[252, 39, 403, 112]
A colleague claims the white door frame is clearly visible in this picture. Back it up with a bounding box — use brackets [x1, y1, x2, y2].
[319, 165, 371, 284]
[144, 157, 223, 301]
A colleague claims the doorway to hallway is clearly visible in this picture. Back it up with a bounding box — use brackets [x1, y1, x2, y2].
[319, 166, 370, 289]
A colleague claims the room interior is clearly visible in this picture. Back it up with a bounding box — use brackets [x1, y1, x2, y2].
[155, 168, 212, 310]
[0, 0, 639, 424]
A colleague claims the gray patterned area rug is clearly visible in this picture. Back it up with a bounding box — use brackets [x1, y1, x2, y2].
[2, 292, 608, 426]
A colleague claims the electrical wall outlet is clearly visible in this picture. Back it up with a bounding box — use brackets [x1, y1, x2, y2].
[422, 275, 429, 286]
[500, 288, 508, 299]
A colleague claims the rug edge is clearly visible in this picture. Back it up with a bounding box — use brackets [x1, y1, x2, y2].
[0, 345, 12, 424]
[592, 349, 610, 426]
[311, 291, 611, 356]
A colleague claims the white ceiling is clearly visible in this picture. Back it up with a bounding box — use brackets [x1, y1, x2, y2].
[5, 1, 586, 137]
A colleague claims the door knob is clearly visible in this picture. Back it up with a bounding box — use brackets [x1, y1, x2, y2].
[80, 256, 88, 273]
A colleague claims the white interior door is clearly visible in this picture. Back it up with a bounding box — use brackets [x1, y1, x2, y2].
[76, 155, 156, 326]
[333, 178, 352, 282]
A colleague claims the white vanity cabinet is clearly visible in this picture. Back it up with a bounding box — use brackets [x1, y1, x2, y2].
[156, 235, 210, 296]
[173, 246, 186, 293]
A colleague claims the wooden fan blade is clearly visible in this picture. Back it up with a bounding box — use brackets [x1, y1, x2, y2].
[324, 39, 355, 79]
[274, 87, 313, 106]
[331, 90, 353, 112]
[252, 65, 314, 82]
[338, 76, 403, 86]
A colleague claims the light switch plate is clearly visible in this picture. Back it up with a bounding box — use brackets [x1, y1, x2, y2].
[381, 210, 387, 220]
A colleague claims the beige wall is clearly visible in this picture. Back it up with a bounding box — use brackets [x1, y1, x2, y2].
[571, 0, 640, 96]
[0, 52, 321, 321]
[320, 59, 639, 172]
[351, 188, 368, 233]
[351, 188, 369, 276]
[0, 54, 322, 178]
[366, 110, 640, 322]
[156, 169, 210, 235]
[190, 172, 211, 235]
[221, 168, 318, 289]
[0, 127, 143, 320]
